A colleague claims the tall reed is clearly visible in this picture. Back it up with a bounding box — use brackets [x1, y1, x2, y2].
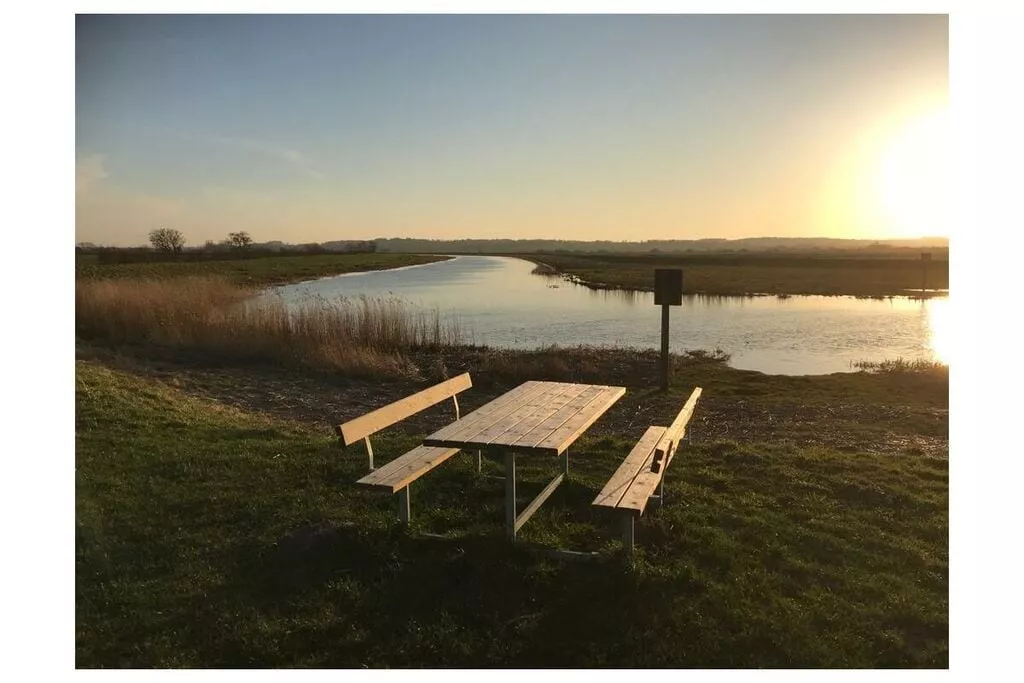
[75, 277, 463, 377]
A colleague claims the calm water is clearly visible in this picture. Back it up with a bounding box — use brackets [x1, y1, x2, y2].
[267, 255, 949, 375]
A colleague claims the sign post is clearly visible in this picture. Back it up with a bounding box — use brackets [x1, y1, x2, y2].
[654, 269, 683, 392]
[921, 252, 932, 294]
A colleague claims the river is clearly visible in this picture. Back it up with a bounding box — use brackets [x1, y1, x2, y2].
[266, 255, 948, 375]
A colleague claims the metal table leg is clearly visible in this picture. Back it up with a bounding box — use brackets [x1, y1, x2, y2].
[505, 451, 517, 540]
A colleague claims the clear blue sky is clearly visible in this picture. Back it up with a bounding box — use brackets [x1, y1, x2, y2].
[76, 14, 948, 246]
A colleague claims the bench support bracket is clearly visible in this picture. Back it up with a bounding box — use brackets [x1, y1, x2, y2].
[398, 485, 411, 524]
[621, 514, 635, 554]
[649, 473, 666, 510]
[364, 437, 375, 472]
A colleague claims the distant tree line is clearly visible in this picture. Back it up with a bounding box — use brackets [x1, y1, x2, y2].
[75, 231, 377, 265]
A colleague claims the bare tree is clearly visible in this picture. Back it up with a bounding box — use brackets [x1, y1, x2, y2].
[228, 231, 253, 249]
[148, 227, 186, 253]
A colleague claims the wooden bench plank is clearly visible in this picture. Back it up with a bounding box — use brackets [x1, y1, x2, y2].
[651, 387, 703, 471]
[355, 445, 462, 493]
[528, 386, 627, 455]
[592, 426, 667, 509]
[616, 467, 667, 516]
[337, 373, 472, 445]
[424, 381, 551, 444]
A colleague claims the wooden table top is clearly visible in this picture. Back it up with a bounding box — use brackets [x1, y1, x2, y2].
[422, 380, 626, 456]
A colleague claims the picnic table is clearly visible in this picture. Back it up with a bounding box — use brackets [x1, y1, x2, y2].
[423, 380, 626, 539]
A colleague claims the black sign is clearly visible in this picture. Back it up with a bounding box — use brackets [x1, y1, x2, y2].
[654, 269, 683, 306]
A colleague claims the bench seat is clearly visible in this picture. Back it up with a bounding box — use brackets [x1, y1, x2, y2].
[336, 372, 473, 524]
[593, 426, 667, 516]
[593, 387, 703, 553]
[355, 445, 462, 493]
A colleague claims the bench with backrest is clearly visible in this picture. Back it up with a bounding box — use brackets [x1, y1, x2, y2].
[336, 372, 473, 524]
[592, 387, 702, 553]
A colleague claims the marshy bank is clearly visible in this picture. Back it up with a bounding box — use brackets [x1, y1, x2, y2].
[75, 273, 947, 460]
[512, 251, 950, 298]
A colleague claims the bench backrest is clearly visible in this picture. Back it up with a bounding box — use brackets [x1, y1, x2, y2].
[336, 372, 472, 446]
[650, 387, 702, 472]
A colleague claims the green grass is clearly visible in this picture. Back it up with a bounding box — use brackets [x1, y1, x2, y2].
[519, 252, 949, 298]
[75, 253, 451, 287]
[76, 359, 947, 667]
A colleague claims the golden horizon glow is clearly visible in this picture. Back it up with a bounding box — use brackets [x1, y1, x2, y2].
[875, 106, 950, 239]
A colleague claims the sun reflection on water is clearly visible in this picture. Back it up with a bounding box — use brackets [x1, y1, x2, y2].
[926, 297, 950, 365]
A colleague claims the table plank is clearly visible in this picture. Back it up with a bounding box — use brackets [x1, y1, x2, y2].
[508, 385, 607, 449]
[426, 381, 549, 443]
[424, 381, 626, 456]
[470, 383, 589, 446]
[529, 386, 627, 454]
[449, 381, 567, 444]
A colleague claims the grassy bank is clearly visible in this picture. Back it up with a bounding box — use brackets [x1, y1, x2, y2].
[76, 252, 451, 287]
[518, 252, 949, 298]
[76, 356, 947, 668]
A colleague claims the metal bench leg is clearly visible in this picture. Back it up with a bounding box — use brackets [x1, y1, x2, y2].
[505, 451, 516, 541]
[621, 514, 634, 554]
[364, 437, 375, 472]
[398, 485, 411, 524]
[564, 448, 569, 477]
[477, 450, 482, 473]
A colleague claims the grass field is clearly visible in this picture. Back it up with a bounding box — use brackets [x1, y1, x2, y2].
[76, 252, 451, 287]
[519, 252, 949, 298]
[75, 353, 947, 668]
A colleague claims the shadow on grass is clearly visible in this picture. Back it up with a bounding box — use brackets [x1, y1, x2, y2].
[194, 516, 714, 668]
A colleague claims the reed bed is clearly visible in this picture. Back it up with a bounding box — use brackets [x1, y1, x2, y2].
[75, 276, 464, 377]
[852, 358, 949, 374]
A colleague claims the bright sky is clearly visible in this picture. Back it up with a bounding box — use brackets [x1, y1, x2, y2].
[75, 14, 948, 246]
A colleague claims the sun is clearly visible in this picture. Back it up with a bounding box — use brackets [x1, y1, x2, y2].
[875, 107, 950, 239]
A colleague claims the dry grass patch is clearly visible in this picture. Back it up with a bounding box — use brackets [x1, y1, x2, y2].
[76, 277, 463, 378]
